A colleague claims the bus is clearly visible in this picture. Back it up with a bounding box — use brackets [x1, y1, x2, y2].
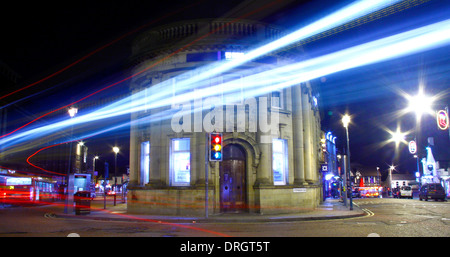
[0, 175, 59, 205]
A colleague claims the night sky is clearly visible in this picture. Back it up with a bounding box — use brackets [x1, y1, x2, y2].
[1, 0, 449, 178]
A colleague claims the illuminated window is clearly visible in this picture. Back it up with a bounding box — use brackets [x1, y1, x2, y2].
[224, 51, 244, 60]
[273, 139, 288, 185]
[140, 141, 150, 186]
[170, 138, 191, 186]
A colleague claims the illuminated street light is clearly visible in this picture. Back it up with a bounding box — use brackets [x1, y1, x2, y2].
[112, 146, 120, 205]
[406, 89, 434, 122]
[64, 106, 78, 214]
[68, 107, 78, 118]
[342, 114, 352, 210]
[389, 128, 407, 145]
[404, 88, 435, 187]
[93, 155, 99, 175]
[388, 164, 396, 194]
[342, 114, 350, 128]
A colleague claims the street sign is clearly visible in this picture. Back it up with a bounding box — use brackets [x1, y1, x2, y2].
[436, 110, 449, 130]
[408, 140, 417, 154]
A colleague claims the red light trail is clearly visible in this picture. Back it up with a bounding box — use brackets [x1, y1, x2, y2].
[1, 0, 282, 143]
[0, 1, 205, 102]
[3, 0, 285, 176]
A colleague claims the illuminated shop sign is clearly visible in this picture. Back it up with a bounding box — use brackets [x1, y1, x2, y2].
[436, 110, 449, 130]
[6, 177, 32, 186]
[408, 140, 417, 154]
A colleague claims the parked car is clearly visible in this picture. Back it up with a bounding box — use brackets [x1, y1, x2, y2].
[419, 183, 446, 201]
[399, 186, 413, 199]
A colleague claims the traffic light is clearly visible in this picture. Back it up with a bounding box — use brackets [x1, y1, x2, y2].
[209, 133, 223, 161]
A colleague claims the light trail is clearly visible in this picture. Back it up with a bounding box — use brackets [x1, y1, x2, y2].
[4, 18, 449, 153]
[0, 0, 206, 102]
[3, 1, 448, 175]
[0, 0, 403, 140]
[20, 18, 450, 176]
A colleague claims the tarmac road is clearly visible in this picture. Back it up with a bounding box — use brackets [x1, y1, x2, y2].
[1, 197, 448, 237]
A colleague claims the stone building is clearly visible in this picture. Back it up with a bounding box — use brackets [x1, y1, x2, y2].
[127, 19, 323, 216]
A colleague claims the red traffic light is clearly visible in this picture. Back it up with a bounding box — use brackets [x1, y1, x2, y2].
[213, 135, 221, 144]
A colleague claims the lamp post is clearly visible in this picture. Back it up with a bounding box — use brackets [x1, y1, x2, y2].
[112, 146, 119, 206]
[93, 155, 99, 182]
[389, 165, 395, 192]
[64, 106, 78, 214]
[407, 89, 434, 186]
[342, 114, 353, 210]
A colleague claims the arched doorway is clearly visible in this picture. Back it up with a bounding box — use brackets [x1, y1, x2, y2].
[220, 144, 247, 213]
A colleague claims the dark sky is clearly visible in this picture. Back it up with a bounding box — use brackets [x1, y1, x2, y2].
[1, 0, 449, 177]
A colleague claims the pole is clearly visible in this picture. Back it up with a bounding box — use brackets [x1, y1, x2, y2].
[104, 161, 109, 209]
[114, 152, 117, 206]
[205, 133, 209, 219]
[446, 105, 450, 140]
[64, 126, 74, 214]
[342, 154, 347, 207]
[346, 126, 353, 210]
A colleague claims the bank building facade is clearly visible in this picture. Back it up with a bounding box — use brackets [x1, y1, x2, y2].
[127, 19, 323, 216]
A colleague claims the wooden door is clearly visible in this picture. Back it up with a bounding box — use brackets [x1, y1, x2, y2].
[220, 144, 246, 213]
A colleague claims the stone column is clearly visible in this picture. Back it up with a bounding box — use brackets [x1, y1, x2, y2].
[128, 111, 140, 186]
[195, 132, 207, 186]
[292, 84, 306, 185]
[148, 108, 165, 187]
[302, 87, 313, 184]
[255, 97, 272, 187]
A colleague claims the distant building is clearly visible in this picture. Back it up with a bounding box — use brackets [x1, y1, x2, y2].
[351, 163, 381, 188]
[423, 137, 450, 197]
[389, 173, 417, 190]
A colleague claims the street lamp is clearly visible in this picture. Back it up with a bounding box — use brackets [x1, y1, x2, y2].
[64, 106, 78, 214]
[406, 89, 434, 186]
[112, 146, 119, 190]
[112, 146, 119, 206]
[342, 114, 353, 210]
[93, 155, 99, 180]
[406, 89, 434, 123]
[68, 107, 78, 118]
[390, 129, 406, 145]
[388, 165, 396, 196]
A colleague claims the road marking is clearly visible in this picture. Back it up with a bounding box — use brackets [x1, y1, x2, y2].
[67, 233, 80, 237]
[362, 208, 375, 217]
[367, 233, 380, 237]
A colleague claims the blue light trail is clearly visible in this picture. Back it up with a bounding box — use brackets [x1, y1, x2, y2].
[2, 1, 449, 174]
[5, 18, 448, 157]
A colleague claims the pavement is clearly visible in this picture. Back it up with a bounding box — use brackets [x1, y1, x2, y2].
[55, 197, 367, 223]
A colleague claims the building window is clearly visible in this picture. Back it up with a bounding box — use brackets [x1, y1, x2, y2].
[271, 90, 282, 109]
[273, 139, 288, 185]
[170, 138, 191, 186]
[140, 141, 150, 186]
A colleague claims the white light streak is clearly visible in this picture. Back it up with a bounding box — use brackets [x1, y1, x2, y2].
[3, 2, 450, 164]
